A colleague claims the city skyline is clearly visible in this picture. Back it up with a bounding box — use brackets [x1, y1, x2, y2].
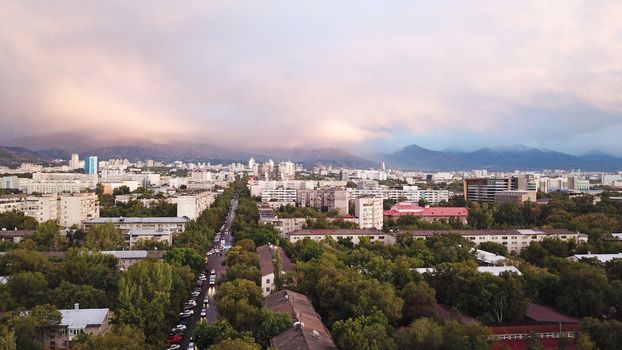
[1, 1, 622, 155]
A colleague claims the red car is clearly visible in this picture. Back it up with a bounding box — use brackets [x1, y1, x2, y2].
[164, 335, 183, 344]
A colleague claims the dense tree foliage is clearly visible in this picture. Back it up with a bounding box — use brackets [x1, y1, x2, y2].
[72, 325, 147, 350]
[84, 222, 123, 250]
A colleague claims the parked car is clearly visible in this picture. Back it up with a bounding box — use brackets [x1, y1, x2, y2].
[166, 345, 181, 350]
[164, 335, 183, 344]
[200, 308, 207, 317]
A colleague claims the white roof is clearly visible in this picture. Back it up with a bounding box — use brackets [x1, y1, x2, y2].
[474, 249, 507, 264]
[86, 217, 187, 224]
[413, 266, 522, 276]
[0, 276, 9, 285]
[478, 266, 522, 276]
[60, 308, 109, 329]
[571, 253, 622, 262]
[101, 250, 148, 259]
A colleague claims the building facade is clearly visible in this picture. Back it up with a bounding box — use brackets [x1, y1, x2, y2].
[355, 197, 383, 229]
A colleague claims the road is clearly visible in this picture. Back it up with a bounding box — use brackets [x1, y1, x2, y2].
[172, 195, 238, 350]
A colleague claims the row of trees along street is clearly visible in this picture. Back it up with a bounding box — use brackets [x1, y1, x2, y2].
[0, 183, 237, 349]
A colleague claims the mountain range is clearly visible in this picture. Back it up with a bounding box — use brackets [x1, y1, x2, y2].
[0, 133, 620, 171]
[380, 144, 622, 171]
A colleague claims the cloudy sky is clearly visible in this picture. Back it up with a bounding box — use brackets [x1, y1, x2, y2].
[0, 1, 621, 155]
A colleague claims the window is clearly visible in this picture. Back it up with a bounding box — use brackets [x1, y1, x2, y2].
[266, 288, 270, 292]
[266, 279, 270, 284]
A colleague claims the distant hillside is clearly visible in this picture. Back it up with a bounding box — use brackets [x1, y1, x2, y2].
[381, 144, 622, 171]
[0, 146, 48, 167]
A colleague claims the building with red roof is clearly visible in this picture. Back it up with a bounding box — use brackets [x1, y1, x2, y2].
[383, 202, 469, 224]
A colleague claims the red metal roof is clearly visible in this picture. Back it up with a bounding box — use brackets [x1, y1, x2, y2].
[526, 303, 580, 323]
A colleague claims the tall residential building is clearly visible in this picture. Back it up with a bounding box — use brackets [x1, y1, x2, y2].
[69, 153, 80, 170]
[58, 193, 100, 227]
[84, 156, 98, 175]
[354, 197, 383, 229]
[464, 176, 535, 203]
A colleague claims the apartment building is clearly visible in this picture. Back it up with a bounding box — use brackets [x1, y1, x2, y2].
[409, 229, 588, 253]
[287, 228, 586, 253]
[383, 202, 468, 224]
[296, 188, 348, 213]
[0, 193, 99, 227]
[347, 187, 449, 205]
[261, 189, 297, 204]
[288, 229, 392, 245]
[84, 217, 187, 233]
[42, 304, 111, 349]
[464, 176, 536, 203]
[18, 173, 98, 194]
[355, 197, 383, 229]
[58, 193, 100, 227]
[170, 191, 215, 219]
[124, 228, 173, 248]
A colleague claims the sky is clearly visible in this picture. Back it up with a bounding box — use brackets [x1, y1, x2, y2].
[0, 1, 621, 155]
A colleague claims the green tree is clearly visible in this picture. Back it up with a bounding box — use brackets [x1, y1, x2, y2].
[85, 223, 123, 250]
[194, 319, 243, 350]
[396, 317, 443, 350]
[51, 282, 108, 309]
[215, 279, 264, 330]
[332, 312, 396, 350]
[32, 220, 65, 251]
[0, 249, 52, 275]
[208, 338, 261, 350]
[574, 332, 595, 350]
[164, 247, 204, 272]
[526, 331, 544, 350]
[580, 318, 622, 350]
[116, 260, 173, 343]
[72, 325, 147, 350]
[400, 280, 436, 322]
[6, 271, 48, 308]
[477, 241, 508, 256]
[0, 325, 16, 350]
[467, 202, 496, 229]
[556, 263, 612, 317]
[251, 308, 292, 347]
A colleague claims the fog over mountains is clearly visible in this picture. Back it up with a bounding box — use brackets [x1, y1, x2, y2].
[0, 133, 620, 171]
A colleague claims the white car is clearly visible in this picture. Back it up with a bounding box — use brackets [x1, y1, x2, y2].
[188, 341, 195, 350]
[200, 309, 207, 317]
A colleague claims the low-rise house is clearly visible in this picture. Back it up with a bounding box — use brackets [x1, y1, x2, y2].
[288, 229, 392, 245]
[43, 304, 111, 349]
[489, 303, 580, 350]
[414, 266, 522, 276]
[474, 249, 508, 266]
[84, 217, 187, 233]
[124, 228, 173, 248]
[265, 290, 337, 350]
[568, 252, 622, 263]
[384, 202, 468, 224]
[0, 229, 35, 243]
[409, 229, 587, 253]
[101, 250, 164, 271]
[257, 244, 293, 296]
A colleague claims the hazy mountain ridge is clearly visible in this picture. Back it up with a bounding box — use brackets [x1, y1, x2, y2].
[0, 133, 376, 168]
[382, 144, 622, 171]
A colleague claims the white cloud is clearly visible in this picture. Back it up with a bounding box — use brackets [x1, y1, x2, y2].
[0, 0, 621, 153]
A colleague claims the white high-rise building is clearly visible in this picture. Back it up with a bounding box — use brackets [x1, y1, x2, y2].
[248, 157, 256, 170]
[69, 153, 80, 170]
[58, 193, 100, 228]
[354, 197, 383, 230]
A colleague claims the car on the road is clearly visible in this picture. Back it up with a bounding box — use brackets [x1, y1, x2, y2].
[164, 335, 183, 344]
[210, 269, 216, 274]
[166, 345, 181, 350]
[188, 341, 195, 350]
[172, 324, 186, 331]
[180, 310, 194, 317]
[200, 308, 207, 317]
